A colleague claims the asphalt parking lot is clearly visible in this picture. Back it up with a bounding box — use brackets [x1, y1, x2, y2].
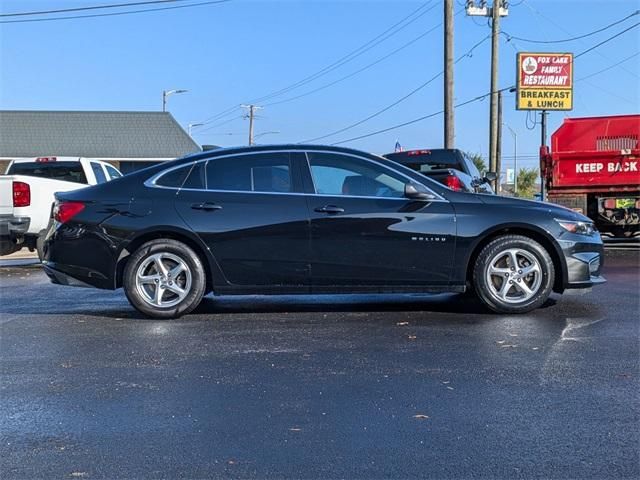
[1, 248, 638, 479]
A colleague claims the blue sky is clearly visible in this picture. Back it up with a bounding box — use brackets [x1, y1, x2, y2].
[1, 0, 639, 170]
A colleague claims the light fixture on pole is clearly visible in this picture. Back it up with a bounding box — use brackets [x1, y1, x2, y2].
[162, 89, 188, 112]
[188, 122, 204, 136]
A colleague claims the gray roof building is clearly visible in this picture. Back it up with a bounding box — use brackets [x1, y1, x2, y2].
[0, 110, 201, 161]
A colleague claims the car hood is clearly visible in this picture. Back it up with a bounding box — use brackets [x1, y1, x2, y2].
[476, 194, 592, 222]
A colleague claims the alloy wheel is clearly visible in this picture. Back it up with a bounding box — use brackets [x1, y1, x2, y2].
[135, 252, 192, 308]
[485, 248, 542, 304]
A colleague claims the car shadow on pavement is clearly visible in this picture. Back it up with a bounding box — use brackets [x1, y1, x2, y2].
[190, 292, 559, 316]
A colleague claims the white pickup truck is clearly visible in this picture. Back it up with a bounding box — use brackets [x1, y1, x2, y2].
[0, 156, 122, 257]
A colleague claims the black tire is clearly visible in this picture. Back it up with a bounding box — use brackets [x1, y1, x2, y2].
[472, 235, 555, 314]
[123, 239, 206, 319]
[0, 240, 20, 257]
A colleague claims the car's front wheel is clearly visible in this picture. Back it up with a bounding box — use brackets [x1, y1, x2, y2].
[473, 235, 555, 314]
[123, 239, 206, 319]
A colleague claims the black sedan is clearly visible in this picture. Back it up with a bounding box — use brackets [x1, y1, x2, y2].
[42, 145, 605, 319]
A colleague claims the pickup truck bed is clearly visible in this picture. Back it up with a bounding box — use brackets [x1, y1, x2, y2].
[0, 157, 122, 256]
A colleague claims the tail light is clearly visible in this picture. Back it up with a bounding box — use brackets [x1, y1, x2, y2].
[54, 201, 85, 224]
[445, 174, 463, 191]
[12, 181, 30, 207]
[603, 199, 616, 209]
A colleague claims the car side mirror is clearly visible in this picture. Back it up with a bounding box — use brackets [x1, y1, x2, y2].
[404, 183, 435, 200]
[483, 171, 497, 182]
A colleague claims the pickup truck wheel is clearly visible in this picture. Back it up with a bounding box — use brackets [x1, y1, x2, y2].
[123, 239, 206, 319]
[0, 239, 20, 256]
[473, 235, 555, 314]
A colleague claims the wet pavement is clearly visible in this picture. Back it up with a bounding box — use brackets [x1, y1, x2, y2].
[1, 249, 638, 479]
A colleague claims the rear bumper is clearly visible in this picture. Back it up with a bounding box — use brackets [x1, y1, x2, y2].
[0, 215, 30, 237]
[43, 262, 112, 289]
[559, 236, 606, 289]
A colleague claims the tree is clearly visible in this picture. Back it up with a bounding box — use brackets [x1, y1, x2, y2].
[466, 152, 487, 174]
[515, 168, 539, 199]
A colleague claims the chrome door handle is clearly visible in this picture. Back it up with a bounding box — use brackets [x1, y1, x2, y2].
[191, 202, 222, 211]
[314, 205, 345, 214]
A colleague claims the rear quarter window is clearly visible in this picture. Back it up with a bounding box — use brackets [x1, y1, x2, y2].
[7, 161, 88, 184]
[154, 163, 205, 189]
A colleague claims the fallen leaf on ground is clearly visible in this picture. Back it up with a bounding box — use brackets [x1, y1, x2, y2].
[70, 473, 87, 478]
[500, 344, 518, 348]
[496, 340, 506, 344]
[413, 414, 430, 419]
[446, 386, 454, 390]
[288, 427, 302, 431]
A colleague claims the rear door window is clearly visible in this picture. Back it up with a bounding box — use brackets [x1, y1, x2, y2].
[206, 152, 294, 193]
[8, 161, 88, 184]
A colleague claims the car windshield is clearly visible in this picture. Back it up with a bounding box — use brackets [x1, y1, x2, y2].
[8, 161, 88, 184]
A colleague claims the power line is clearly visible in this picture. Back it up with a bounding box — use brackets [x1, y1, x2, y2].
[574, 21, 640, 58]
[302, 35, 490, 144]
[0, 0, 189, 17]
[321, 20, 640, 147]
[576, 51, 640, 82]
[0, 0, 231, 24]
[519, 0, 638, 80]
[251, 1, 439, 105]
[329, 86, 515, 146]
[503, 10, 639, 43]
[197, 1, 437, 125]
[194, 115, 244, 134]
[264, 11, 462, 108]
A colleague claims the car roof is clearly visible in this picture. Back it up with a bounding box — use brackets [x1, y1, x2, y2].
[10, 156, 100, 163]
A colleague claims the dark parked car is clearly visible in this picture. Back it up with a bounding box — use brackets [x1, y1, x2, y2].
[384, 148, 495, 194]
[42, 145, 605, 319]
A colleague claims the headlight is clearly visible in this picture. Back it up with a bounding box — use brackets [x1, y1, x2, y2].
[555, 219, 596, 236]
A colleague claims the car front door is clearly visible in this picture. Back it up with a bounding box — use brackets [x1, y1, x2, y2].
[172, 151, 311, 290]
[301, 151, 456, 288]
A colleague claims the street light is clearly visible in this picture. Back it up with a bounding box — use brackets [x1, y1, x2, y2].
[504, 123, 518, 194]
[188, 122, 204, 136]
[162, 89, 188, 112]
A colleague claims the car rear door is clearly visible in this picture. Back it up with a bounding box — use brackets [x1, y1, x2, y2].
[301, 151, 456, 288]
[171, 151, 311, 290]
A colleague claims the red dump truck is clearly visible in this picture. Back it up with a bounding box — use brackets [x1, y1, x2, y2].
[542, 114, 640, 238]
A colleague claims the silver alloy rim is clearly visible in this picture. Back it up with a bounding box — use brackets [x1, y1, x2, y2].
[485, 248, 542, 304]
[135, 252, 192, 308]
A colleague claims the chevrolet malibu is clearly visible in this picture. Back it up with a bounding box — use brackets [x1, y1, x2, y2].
[42, 145, 605, 319]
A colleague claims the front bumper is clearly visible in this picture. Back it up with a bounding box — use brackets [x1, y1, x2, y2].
[558, 235, 606, 289]
[0, 215, 30, 238]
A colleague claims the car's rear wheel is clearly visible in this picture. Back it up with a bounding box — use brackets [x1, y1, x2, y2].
[473, 235, 555, 314]
[123, 239, 206, 319]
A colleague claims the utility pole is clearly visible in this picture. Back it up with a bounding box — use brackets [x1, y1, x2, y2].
[504, 123, 517, 194]
[496, 89, 503, 193]
[540, 110, 548, 201]
[466, 0, 508, 191]
[241, 104, 263, 146]
[444, 0, 454, 148]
